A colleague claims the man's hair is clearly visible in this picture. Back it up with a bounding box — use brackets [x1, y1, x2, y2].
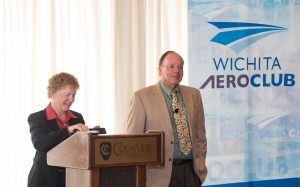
[159, 51, 184, 66]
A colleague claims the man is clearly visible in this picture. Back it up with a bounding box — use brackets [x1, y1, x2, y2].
[126, 51, 207, 187]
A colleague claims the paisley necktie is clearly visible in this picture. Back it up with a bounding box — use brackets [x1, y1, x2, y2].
[171, 90, 192, 156]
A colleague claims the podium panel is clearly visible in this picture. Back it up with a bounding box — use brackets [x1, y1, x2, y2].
[47, 131, 164, 187]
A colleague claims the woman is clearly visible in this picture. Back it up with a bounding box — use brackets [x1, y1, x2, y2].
[27, 72, 89, 187]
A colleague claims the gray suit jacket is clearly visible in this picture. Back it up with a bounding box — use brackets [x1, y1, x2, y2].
[127, 83, 207, 187]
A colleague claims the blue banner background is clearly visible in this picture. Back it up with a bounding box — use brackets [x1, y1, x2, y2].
[188, 0, 300, 186]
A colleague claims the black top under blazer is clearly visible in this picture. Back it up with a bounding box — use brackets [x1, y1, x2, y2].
[27, 109, 85, 187]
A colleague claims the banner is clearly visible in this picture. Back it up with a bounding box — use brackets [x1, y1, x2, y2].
[188, 0, 300, 186]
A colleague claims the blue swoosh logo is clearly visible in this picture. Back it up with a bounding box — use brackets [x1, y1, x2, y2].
[208, 22, 287, 53]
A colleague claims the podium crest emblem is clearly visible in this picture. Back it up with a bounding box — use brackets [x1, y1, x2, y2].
[100, 142, 112, 160]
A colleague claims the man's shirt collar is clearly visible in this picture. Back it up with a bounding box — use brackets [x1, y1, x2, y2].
[160, 81, 179, 96]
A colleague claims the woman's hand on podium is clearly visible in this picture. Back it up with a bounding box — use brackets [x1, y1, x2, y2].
[67, 123, 89, 134]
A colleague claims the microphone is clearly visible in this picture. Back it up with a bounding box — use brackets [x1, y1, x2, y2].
[89, 127, 107, 135]
[71, 127, 107, 135]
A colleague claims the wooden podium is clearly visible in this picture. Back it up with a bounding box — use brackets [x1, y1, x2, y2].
[47, 131, 164, 187]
